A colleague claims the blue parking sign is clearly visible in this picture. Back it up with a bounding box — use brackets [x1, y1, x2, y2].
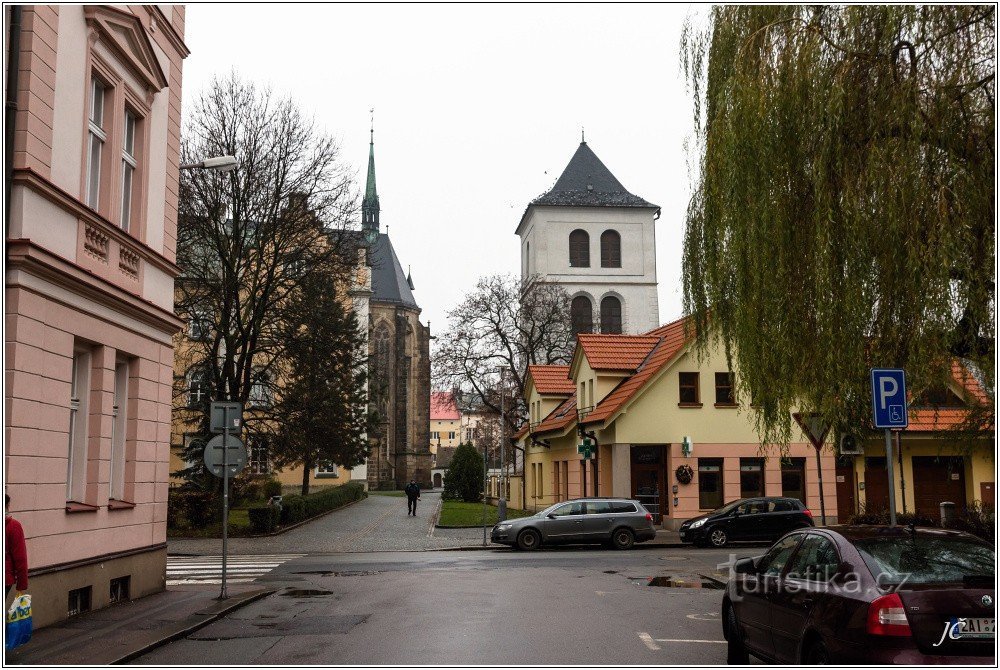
[871, 369, 908, 429]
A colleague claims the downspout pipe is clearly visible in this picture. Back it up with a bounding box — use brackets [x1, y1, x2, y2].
[5, 5, 23, 238]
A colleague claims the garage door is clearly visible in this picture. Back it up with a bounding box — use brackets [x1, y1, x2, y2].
[912, 456, 967, 518]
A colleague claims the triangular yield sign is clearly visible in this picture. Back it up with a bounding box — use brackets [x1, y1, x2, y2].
[793, 413, 830, 448]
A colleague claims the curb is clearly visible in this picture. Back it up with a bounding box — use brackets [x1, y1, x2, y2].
[168, 495, 368, 541]
[111, 588, 276, 665]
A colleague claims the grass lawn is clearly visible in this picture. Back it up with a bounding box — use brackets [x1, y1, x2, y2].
[437, 500, 533, 527]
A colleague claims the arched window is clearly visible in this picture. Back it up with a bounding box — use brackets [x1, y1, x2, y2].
[600, 230, 621, 268]
[600, 296, 622, 334]
[571, 296, 594, 335]
[525, 241, 530, 275]
[569, 229, 590, 267]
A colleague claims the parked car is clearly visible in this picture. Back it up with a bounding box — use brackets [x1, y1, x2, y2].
[679, 497, 814, 547]
[490, 498, 657, 550]
[722, 525, 996, 664]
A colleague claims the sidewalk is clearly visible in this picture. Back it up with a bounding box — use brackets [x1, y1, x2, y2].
[5, 586, 273, 666]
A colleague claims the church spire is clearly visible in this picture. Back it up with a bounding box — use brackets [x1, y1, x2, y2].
[362, 111, 380, 236]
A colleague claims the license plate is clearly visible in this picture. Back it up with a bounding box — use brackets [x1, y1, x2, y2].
[952, 617, 996, 639]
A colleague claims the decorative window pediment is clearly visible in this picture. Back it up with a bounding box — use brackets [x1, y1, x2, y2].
[85, 5, 168, 92]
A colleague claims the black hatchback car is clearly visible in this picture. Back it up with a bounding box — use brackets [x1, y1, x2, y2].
[679, 497, 814, 547]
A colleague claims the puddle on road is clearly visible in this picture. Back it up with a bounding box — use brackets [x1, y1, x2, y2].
[281, 589, 333, 598]
[288, 570, 381, 577]
[624, 574, 725, 590]
[603, 570, 618, 574]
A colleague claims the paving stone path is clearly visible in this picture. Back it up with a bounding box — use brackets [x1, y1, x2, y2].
[168, 490, 495, 556]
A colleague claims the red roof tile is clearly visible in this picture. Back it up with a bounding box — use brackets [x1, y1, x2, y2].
[528, 365, 575, 395]
[430, 391, 461, 421]
[906, 360, 992, 432]
[582, 316, 693, 426]
[577, 334, 660, 372]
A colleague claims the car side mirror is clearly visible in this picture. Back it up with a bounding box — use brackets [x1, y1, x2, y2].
[547, 514, 557, 519]
[734, 557, 757, 575]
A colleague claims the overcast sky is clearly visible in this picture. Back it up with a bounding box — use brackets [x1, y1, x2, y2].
[183, 3, 700, 333]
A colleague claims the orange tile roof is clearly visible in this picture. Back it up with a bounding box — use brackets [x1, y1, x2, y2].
[527, 365, 575, 395]
[577, 334, 661, 371]
[582, 316, 693, 426]
[514, 424, 530, 440]
[906, 360, 992, 432]
[430, 391, 461, 421]
[530, 392, 579, 437]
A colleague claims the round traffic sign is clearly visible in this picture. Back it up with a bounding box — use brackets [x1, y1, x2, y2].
[203, 434, 247, 478]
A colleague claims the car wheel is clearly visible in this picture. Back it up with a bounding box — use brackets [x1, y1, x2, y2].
[804, 638, 830, 665]
[516, 528, 541, 551]
[725, 604, 749, 665]
[709, 528, 729, 547]
[612, 527, 635, 550]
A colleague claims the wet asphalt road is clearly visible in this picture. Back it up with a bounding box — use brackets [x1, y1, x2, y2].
[133, 546, 768, 665]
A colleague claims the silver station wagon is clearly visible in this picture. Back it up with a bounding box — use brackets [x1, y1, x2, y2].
[491, 498, 657, 550]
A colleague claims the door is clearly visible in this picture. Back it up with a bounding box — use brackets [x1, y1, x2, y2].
[912, 456, 967, 517]
[735, 533, 803, 660]
[780, 458, 806, 504]
[863, 457, 889, 512]
[835, 462, 856, 520]
[537, 501, 586, 541]
[730, 499, 767, 540]
[433, 472, 442, 488]
[982, 482, 995, 509]
[630, 445, 666, 523]
[582, 500, 614, 539]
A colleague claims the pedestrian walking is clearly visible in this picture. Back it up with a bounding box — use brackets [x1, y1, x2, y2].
[5, 494, 28, 610]
[404, 480, 420, 516]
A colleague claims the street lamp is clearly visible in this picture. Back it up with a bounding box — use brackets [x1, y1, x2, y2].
[179, 155, 238, 172]
[494, 366, 510, 523]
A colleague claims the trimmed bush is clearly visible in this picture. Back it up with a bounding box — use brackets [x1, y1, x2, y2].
[263, 479, 282, 499]
[277, 482, 366, 527]
[247, 506, 280, 534]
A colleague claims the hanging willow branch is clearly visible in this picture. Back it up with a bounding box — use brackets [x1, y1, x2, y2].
[681, 5, 995, 446]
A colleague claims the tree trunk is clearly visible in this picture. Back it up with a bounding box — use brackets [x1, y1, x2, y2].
[301, 458, 312, 496]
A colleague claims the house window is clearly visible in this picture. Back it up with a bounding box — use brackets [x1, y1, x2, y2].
[431, 431, 440, 440]
[698, 458, 724, 509]
[740, 458, 764, 498]
[247, 436, 271, 475]
[448, 431, 456, 440]
[600, 296, 622, 334]
[600, 230, 621, 268]
[109, 576, 130, 604]
[247, 370, 272, 408]
[86, 78, 107, 210]
[188, 306, 212, 340]
[715, 372, 735, 405]
[679, 372, 700, 405]
[571, 296, 593, 335]
[109, 359, 130, 501]
[569, 229, 590, 267]
[120, 110, 138, 231]
[316, 462, 339, 478]
[781, 458, 806, 504]
[68, 586, 92, 617]
[187, 369, 209, 407]
[67, 349, 92, 501]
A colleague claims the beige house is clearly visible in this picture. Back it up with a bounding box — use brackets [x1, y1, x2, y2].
[5, 5, 188, 627]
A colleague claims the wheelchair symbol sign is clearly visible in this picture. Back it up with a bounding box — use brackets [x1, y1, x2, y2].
[871, 369, 908, 429]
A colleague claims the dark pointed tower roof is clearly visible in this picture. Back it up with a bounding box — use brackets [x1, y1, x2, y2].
[531, 141, 658, 209]
[362, 127, 380, 236]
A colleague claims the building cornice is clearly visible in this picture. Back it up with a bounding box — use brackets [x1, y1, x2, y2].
[13, 167, 182, 278]
[7, 239, 185, 336]
[148, 5, 191, 59]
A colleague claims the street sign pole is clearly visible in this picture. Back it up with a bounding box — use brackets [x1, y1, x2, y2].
[220, 404, 229, 600]
[884, 429, 897, 526]
[792, 413, 830, 526]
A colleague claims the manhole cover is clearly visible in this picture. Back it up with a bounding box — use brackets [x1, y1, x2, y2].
[281, 589, 333, 597]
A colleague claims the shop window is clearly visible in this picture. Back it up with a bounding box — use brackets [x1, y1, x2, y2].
[698, 458, 724, 509]
[715, 372, 736, 405]
[679, 372, 700, 405]
[740, 458, 764, 498]
[781, 457, 806, 504]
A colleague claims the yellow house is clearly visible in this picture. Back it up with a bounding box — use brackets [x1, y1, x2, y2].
[842, 360, 994, 520]
[516, 317, 838, 529]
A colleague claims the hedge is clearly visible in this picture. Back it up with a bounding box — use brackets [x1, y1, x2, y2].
[278, 482, 367, 526]
[247, 506, 281, 534]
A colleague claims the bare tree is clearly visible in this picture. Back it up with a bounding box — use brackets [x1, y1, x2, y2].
[174, 74, 358, 481]
[432, 274, 574, 434]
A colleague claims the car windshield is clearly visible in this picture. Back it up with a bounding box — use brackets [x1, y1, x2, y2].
[854, 535, 996, 585]
[714, 499, 749, 515]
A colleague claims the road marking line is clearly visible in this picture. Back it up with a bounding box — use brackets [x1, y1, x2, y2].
[654, 639, 727, 644]
[638, 632, 661, 651]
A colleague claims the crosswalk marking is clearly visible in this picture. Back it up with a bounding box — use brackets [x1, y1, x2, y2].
[166, 554, 303, 585]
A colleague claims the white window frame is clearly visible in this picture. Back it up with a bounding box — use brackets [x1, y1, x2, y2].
[316, 461, 339, 477]
[120, 109, 137, 231]
[188, 305, 212, 340]
[247, 370, 272, 408]
[86, 78, 106, 210]
[187, 369, 209, 407]
[67, 350, 92, 501]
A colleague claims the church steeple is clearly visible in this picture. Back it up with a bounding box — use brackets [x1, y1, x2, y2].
[362, 120, 380, 237]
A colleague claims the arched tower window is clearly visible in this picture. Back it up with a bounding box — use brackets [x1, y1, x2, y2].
[525, 241, 530, 275]
[600, 296, 622, 334]
[569, 229, 590, 267]
[600, 230, 621, 268]
[571, 295, 594, 335]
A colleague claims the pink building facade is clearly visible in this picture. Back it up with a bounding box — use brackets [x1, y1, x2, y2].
[5, 5, 187, 628]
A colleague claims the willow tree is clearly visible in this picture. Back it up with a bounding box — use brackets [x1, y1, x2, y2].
[682, 6, 995, 444]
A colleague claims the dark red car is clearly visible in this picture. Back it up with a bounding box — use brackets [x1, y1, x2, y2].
[722, 525, 996, 664]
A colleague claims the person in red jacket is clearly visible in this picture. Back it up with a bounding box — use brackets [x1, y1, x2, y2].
[5, 494, 28, 608]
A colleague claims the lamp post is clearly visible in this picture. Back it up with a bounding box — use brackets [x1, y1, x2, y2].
[496, 366, 509, 523]
[179, 155, 238, 172]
